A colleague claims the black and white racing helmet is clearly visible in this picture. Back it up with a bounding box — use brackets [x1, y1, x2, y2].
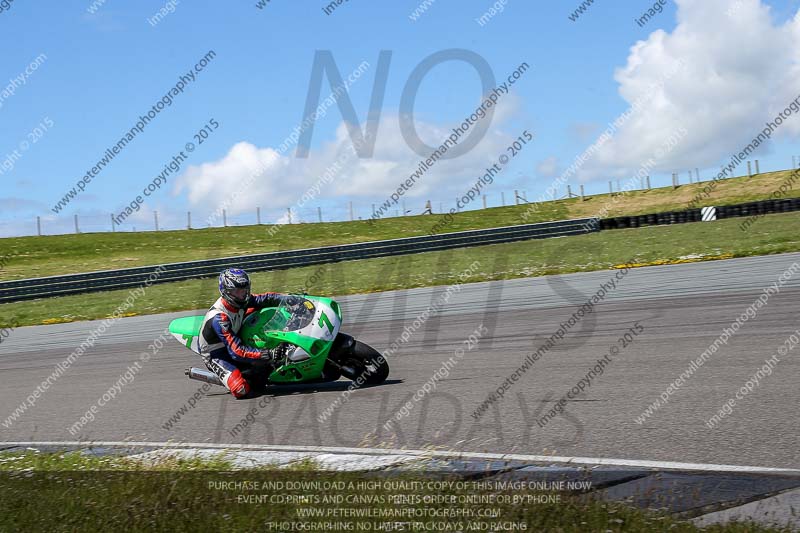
[219, 268, 251, 308]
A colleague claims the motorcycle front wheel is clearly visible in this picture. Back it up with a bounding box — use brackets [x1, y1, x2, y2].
[339, 340, 389, 386]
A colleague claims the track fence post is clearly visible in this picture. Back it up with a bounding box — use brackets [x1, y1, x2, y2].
[317, 207, 322, 223]
[755, 159, 760, 174]
[646, 176, 651, 189]
[747, 161, 752, 177]
[188, 211, 192, 229]
[74, 214, 80, 234]
[37, 216, 42, 236]
[223, 209, 227, 227]
[257, 207, 261, 225]
[154, 211, 159, 231]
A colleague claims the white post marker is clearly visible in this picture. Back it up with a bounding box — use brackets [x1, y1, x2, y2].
[701, 206, 717, 221]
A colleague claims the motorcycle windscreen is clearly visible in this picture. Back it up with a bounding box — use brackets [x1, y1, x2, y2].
[263, 297, 316, 332]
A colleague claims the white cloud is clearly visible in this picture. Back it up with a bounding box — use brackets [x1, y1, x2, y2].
[586, 0, 800, 179]
[175, 97, 519, 215]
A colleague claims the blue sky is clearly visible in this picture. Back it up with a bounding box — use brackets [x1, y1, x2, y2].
[1, 0, 800, 235]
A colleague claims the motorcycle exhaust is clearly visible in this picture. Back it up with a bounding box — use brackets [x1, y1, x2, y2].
[185, 367, 223, 386]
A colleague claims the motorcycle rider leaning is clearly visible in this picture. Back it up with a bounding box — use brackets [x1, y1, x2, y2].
[199, 268, 290, 398]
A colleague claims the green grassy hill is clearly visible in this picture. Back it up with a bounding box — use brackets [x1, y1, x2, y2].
[3, 209, 799, 328]
[0, 169, 797, 281]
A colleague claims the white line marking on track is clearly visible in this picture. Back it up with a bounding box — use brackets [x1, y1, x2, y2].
[2, 441, 799, 474]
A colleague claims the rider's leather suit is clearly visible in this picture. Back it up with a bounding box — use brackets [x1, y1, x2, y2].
[198, 293, 287, 398]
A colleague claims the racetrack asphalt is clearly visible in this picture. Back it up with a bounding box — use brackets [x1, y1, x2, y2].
[1, 252, 798, 468]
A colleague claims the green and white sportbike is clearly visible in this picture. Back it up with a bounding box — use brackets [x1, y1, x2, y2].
[168, 295, 389, 391]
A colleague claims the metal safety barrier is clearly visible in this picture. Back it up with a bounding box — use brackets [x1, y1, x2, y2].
[0, 218, 596, 303]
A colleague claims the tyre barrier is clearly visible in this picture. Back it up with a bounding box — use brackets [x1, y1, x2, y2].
[598, 196, 800, 231]
[716, 198, 800, 219]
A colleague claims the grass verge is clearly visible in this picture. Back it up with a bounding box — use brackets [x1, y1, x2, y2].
[1, 210, 799, 328]
[0, 451, 787, 532]
[0, 169, 797, 281]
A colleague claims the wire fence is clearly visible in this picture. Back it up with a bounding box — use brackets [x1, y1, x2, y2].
[1, 197, 530, 237]
[1, 157, 795, 238]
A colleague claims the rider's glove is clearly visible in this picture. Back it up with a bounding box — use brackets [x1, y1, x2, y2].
[258, 343, 288, 364]
[283, 295, 304, 310]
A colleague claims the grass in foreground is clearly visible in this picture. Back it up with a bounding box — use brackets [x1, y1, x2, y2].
[0, 169, 797, 281]
[0, 451, 788, 532]
[1, 210, 798, 328]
